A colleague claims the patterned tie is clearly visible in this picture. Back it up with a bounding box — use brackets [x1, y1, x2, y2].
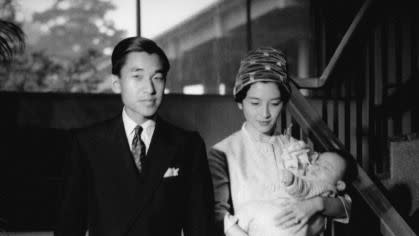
[132, 125, 146, 173]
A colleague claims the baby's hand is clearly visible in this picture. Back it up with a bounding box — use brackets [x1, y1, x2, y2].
[336, 180, 346, 192]
[279, 169, 295, 186]
[282, 139, 312, 168]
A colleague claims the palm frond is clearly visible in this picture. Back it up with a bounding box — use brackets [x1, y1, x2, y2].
[0, 19, 25, 64]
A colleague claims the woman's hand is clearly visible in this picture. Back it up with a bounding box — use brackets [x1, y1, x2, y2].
[274, 197, 324, 229]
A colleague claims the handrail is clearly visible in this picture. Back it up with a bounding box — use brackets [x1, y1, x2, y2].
[286, 82, 417, 236]
[292, 0, 373, 88]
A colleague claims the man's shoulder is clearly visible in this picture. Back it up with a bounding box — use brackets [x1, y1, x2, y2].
[156, 117, 201, 140]
[72, 114, 121, 137]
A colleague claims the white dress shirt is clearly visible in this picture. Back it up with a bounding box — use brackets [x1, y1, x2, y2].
[122, 108, 156, 154]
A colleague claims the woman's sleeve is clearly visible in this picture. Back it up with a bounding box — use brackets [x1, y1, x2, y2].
[208, 147, 234, 235]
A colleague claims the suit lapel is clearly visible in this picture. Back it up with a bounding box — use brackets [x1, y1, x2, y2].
[124, 117, 178, 234]
[109, 115, 139, 178]
[144, 117, 178, 194]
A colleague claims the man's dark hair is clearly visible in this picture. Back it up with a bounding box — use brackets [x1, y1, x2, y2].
[111, 36, 170, 77]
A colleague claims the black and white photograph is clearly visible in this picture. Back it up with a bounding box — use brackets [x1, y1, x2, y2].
[1, 0, 418, 235]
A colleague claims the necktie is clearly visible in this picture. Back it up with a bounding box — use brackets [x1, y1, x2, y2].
[132, 125, 146, 173]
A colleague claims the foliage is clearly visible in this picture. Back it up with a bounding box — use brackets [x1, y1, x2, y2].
[1, 50, 67, 91]
[31, 0, 125, 60]
[0, 0, 25, 64]
[0, 0, 126, 93]
[0, 19, 25, 64]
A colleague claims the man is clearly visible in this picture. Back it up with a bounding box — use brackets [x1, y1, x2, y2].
[55, 37, 214, 236]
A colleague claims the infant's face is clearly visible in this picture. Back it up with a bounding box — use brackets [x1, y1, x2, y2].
[305, 157, 344, 183]
[305, 162, 331, 182]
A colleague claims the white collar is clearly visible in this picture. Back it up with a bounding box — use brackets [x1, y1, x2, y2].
[242, 122, 281, 144]
[122, 108, 156, 138]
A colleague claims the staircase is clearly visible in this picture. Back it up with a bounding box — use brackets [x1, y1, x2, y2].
[286, 0, 418, 235]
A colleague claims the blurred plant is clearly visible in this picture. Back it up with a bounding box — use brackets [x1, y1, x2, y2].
[0, 0, 125, 93]
[0, 19, 25, 64]
[1, 50, 72, 92]
[31, 0, 125, 60]
[0, 0, 25, 64]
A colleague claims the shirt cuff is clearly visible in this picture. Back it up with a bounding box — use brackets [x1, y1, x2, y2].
[224, 212, 239, 233]
[333, 194, 352, 224]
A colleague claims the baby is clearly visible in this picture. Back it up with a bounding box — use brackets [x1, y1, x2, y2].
[281, 152, 347, 200]
[235, 152, 347, 236]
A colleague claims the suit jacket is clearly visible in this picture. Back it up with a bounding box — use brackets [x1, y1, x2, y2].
[55, 115, 214, 236]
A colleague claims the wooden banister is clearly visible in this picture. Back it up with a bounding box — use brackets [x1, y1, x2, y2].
[292, 0, 373, 88]
[286, 82, 417, 236]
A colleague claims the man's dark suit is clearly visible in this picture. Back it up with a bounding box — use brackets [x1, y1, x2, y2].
[55, 115, 214, 236]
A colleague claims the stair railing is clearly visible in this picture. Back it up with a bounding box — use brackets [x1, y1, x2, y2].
[284, 0, 417, 234]
[292, 0, 372, 89]
[287, 82, 416, 236]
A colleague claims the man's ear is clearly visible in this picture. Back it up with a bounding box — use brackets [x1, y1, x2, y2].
[237, 103, 243, 110]
[336, 180, 346, 191]
[111, 75, 121, 93]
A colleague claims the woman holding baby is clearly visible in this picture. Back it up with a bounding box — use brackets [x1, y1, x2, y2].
[208, 47, 351, 236]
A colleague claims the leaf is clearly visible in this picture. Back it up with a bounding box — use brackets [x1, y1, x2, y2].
[0, 19, 25, 64]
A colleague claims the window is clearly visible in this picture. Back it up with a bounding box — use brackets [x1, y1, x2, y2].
[0, 0, 135, 93]
[145, 0, 248, 95]
[144, 0, 314, 95]
[1, 0, 314, 95]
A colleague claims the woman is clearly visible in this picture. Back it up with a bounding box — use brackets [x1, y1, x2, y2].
[208, 47, 351, 236]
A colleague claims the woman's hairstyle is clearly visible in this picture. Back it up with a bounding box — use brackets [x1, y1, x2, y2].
[111, 36, 170, 77]
[233, 47, 291, 103]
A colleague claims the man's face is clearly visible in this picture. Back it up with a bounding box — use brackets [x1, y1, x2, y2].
[112, 52, 165, 124]
[238, 82, 284, 135]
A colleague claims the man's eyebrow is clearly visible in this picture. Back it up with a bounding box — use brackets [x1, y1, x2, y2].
[155, 69, 165, 74]
[130, 67, 144, 72]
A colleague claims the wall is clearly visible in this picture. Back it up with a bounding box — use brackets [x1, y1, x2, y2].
[383, 135, 419, 233]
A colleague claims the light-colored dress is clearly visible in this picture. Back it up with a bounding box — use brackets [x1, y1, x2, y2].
[208, 123, 351, 236]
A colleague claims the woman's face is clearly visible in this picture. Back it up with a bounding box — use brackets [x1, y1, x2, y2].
[238, 82, 284, 135]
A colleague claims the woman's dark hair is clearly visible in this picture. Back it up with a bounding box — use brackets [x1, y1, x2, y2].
[234, 82, 291, 104]
[111, 37, 170, 77]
